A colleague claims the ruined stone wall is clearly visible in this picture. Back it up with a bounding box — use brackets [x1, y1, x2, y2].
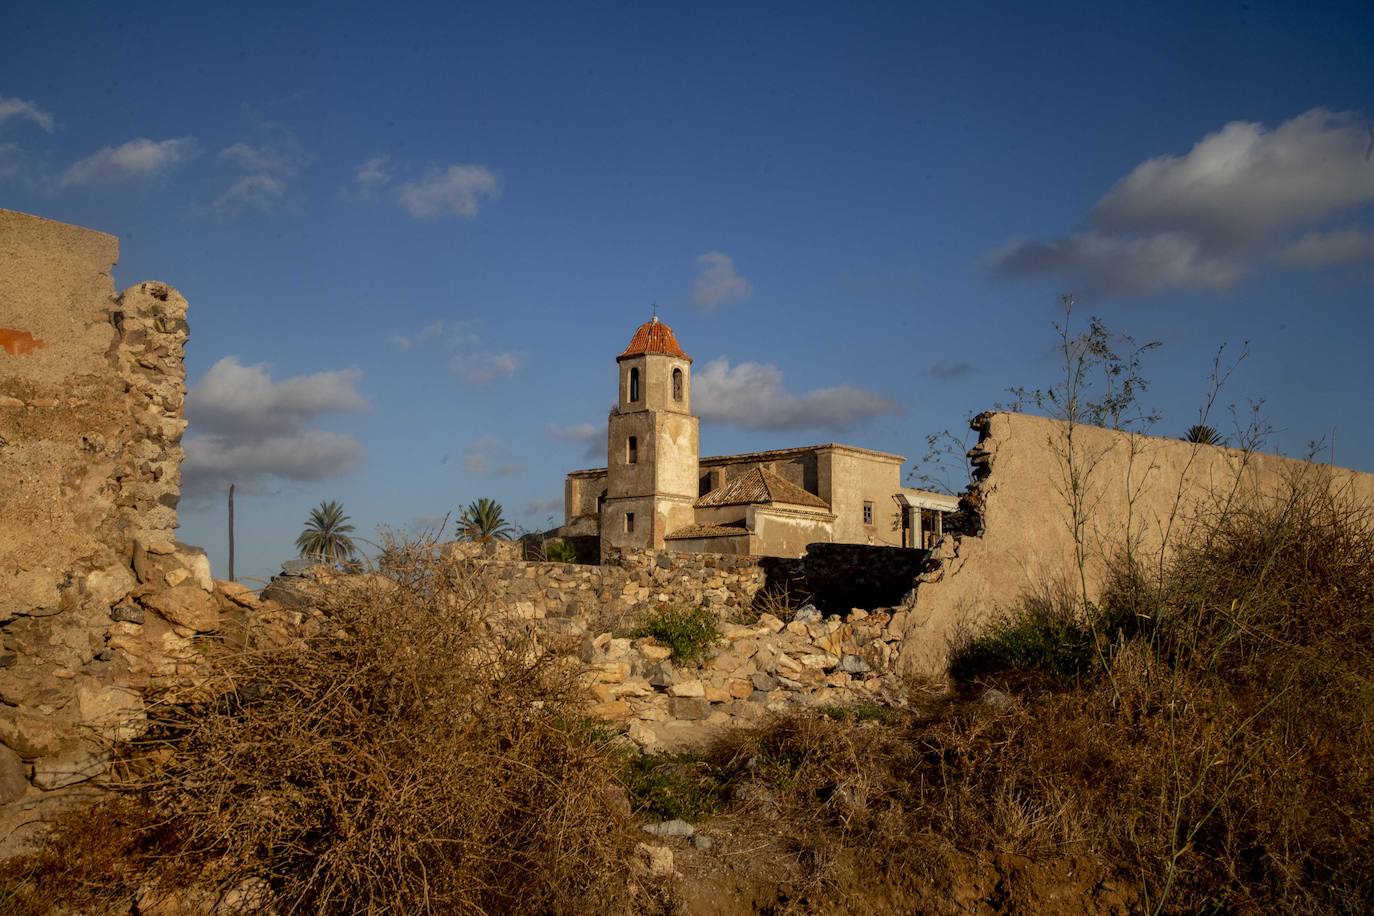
[446, 539, 939, 631]
[899, 411, 1374, 673]
[448, 545, 767, 631]
[0, 209, 227, 855]
[440, 543, 918, 751]
[582, 605, 909, 753]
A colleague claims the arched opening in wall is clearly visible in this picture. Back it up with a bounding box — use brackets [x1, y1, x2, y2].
[629, 368, 640, 402]
[627, 436, 638, 464]
[672, 367, 683, 402]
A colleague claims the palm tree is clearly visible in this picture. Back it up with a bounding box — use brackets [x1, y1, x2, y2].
[295, 500, 358, 564]
[1183, 424, 1225, 446]
[457, 498, 516, 542]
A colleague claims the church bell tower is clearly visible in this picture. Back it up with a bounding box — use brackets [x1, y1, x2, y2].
[602, 316, 700, 550]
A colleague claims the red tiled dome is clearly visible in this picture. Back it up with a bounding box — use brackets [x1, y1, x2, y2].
[618, 316, 691, 363]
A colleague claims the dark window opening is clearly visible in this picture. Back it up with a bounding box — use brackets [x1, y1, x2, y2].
[672, 367, 683, 401]
[863, 501, 874, 525]
[625, 512, 635, 533]
[627, 435, 638, 464]
[629, 367, 640, 402]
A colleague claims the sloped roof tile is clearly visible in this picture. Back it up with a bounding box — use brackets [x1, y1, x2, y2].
[694, 467, 830, 509]
[618, 316, 691, 362]
[664, 522, 750, 540]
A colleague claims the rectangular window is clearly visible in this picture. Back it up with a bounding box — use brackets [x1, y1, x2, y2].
[627, 435, 638, 464]
[625, 512, 635, 533]
[863, 501, 873, 525]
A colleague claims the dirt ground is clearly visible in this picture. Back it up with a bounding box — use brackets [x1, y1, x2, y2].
[669, 815, 1138, 915]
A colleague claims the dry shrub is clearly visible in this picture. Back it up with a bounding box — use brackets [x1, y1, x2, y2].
[5, 540, 651, 915]
[745, 582, 814, 624]
[1137, 472, 1374, 912]
[692, 703, 1120, 909]
[0, 797, 161, 915]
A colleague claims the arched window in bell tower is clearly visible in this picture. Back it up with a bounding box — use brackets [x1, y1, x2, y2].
[672, 367, 683, 402]
[629, 367, 640, 403]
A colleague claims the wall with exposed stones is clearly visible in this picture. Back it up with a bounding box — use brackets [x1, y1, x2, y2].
[0, 209, 236, 856]
[581, 605, 910, 753]
[445, 542, 767, 633]
[440, 543, 918, 750]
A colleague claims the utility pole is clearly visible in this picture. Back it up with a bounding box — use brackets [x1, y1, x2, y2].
[228, 483, 236, 582]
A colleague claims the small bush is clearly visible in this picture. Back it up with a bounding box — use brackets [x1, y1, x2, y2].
[619, 753, 730, 822]
[628, 606, 720, 665]
[542, 538, 578, 563]
[948, 582, 1146, 685]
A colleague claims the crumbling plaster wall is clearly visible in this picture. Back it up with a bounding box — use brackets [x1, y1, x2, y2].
[898, 411, 1374, 673]
[0, 209, 228, 856]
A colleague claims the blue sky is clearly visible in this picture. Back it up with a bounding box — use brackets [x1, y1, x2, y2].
[4, 1, 1373, 583]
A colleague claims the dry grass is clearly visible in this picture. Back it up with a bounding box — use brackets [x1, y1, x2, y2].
[1, 539, 659, 915]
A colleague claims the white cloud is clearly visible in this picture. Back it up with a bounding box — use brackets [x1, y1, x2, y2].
[1277, 226, 1374, 267]
[392, 319, 447, 349]
[1096, 110, 1374, 245]
[994, 230, 1243, 296]
[352, 155, 392, 198]
[450, 350, 521, 385]
[183, 430, 361, 492]
[213, 174, 286, 213]
[60, 137, 198, 187]
[692, 251, 752, 312]
[186, 356, 366, 436]
[926, 360, 977, 380]
[547, 422, 603, 461]
[463, 436, 521, 477]
[0, 96, 54, 132]
[994, 109, 1374, 296]
[396, 163, 500, 219]
[408, 513, 452, 534]
[182, 357, 367, 499]
[389, 318, 519, 385]
[212, 138, 305, 213]
[0, 143, 20, 181]
[219, 141, 303, 177]
[525, 497, 564, 516]
[693, 358, 898, 432]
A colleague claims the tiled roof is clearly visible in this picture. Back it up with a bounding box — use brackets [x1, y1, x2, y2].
[618, 316, 691, 363]
[694, 467, 830, 509]
[665, 522, 750, 540]
[699, 442, 906, 464]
